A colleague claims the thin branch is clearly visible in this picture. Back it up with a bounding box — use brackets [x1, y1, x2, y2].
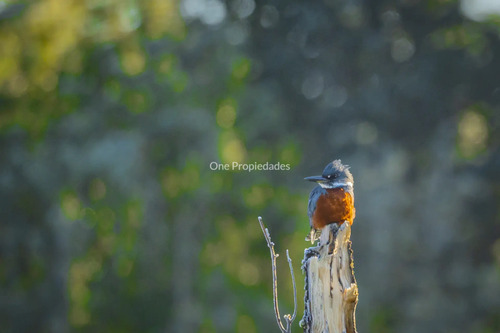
[258, 216, 297, 333]
[286, 249, 297, 323]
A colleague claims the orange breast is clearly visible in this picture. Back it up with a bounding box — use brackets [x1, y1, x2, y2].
[311, 187, 355, 230]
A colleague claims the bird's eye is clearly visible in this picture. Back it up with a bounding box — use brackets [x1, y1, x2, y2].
[327, 175, 332, 179]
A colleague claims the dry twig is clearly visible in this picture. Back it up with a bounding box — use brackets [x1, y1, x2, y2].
[258, 216, 297, 333]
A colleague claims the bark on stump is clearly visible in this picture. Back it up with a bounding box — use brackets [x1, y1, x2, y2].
[301, 222, 358, 333]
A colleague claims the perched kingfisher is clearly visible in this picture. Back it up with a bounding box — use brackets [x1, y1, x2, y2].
[305, 160, 355, 243]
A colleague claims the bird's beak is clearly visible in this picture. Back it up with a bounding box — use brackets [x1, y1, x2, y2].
[304, 175, 327, 182]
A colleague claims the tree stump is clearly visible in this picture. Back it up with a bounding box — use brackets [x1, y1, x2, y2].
[301, 222, 358, 333]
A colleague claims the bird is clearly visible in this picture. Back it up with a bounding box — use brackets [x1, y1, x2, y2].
[304, 160, 355, 244]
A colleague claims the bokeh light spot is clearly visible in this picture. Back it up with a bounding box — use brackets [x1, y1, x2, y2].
[457, 110, 488, 159]
[461, 0, 500, 22]
[69, 259, 101, 327]
[219, 131, 246, 164]
[224, 22, 249, 45]
[7, 74, 28, 97]
[391, 37, 415, 63]
[356, 122, 378, 145]
[216, 100, 237, 129]
[232, 58, 251, 80]
[161, 163, 200, 198]
[144, 0, 186, 39]
[61, 191, 82, 221]
[322, 85, 348, 108]
[162, 169, 182, 198]
[231, 0, 255, 19]
[126, 201, 142, 228]
[302, 73, 324, 100]
[181, 0, 227, 26]
[339, 4, 364, 29]
[238, 262, 260, 286]
[120, 49, 146, 76]
[260, 5, 279, 28]
[222, 139, 246, 164]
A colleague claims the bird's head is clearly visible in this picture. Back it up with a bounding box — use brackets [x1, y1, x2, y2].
[304, 159, 353, 189]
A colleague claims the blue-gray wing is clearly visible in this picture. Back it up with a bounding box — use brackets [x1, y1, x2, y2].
[342, 185, 354, 203]
[307, 186, 326, 225]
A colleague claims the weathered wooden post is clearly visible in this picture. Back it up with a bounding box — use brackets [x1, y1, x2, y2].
[300, 222, 358, 333]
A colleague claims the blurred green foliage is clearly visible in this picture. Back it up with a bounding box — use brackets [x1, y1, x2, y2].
[0, 0, 499, 332]
[0, 0, 186, 136]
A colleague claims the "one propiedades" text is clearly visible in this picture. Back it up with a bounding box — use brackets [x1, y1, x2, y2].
[209, 161, 291, 172]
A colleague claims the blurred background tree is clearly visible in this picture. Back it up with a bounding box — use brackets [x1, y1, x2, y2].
[0, 0, 499, 332]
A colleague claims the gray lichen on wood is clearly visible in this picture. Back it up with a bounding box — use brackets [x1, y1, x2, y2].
[300, 222, 358, 333]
